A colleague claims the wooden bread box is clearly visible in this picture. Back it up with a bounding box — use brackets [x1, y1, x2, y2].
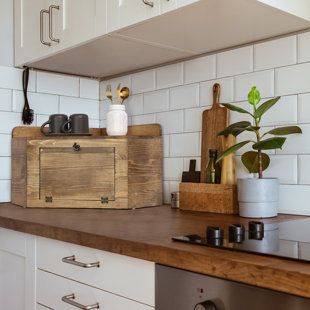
[11, 125, 162, 209]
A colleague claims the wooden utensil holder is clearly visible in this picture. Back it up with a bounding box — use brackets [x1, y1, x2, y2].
[179, 182, 238, 214]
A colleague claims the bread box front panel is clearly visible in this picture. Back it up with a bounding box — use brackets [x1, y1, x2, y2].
[25, 139, 128, 209]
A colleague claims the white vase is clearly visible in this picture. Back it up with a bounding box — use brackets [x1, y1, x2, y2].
[106, 104, 128, 136]
[237, 178, 279, 218]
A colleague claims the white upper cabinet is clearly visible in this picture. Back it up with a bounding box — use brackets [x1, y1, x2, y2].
[14, 0, 310, 78]
[15, 0, 100, 66]
[15, 0, 53, 65]
[107, 0, 161, 33]
[52, 0, 98, 49]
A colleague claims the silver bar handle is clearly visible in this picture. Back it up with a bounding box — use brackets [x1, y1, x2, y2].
[142, 0, 154, 7]
[40, 9, 51, 46]
[49, 5, 60, 43]
[62, 255, 100, 268]
[62, 294, 99, 310]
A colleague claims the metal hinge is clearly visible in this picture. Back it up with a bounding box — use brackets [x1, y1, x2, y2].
[45, 196, 53, 203]
[101, 197, 109, 204]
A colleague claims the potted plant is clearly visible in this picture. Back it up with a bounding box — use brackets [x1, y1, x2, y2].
[217, 86, 302, 218]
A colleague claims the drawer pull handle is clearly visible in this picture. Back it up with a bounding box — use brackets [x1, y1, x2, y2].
[49, 5, 60, 43]
[62, 255, 100, 268]
[142, 0, 154, 7]
[40, 9, 51, 46]
[62, 294, 99, 309]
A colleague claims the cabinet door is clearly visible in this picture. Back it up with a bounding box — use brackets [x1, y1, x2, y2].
[15, 0, 54, 66]
[108, 0, 161, 32]
[51, 0, 98, 50]
[0, 228, 36, 310]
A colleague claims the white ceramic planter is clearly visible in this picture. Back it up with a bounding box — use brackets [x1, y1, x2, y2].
[237, 178, 279, 218]
[106, 104, 128, 136]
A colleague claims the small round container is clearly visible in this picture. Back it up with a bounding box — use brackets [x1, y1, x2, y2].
[106, 104, 128, 136]
[171, 192, 180, 209]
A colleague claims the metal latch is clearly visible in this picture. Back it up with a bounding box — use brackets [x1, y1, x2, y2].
[45, 196, 53, 203]
[101, 197, 109, 204]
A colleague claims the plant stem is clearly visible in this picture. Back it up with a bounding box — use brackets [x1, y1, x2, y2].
[254, 117, 263, 178]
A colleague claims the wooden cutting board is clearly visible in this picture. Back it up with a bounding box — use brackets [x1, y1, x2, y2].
[200, 83, 229, 183]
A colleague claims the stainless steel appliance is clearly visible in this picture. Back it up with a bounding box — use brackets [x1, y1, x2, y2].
[156, 264, 310, 310]
[172, 218, 310, 262]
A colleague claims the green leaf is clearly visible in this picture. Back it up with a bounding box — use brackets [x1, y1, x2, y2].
[253, 97, 281, 118]
[248, 86, 261, 106]
[218, 121, 251, 136]
[216, 140, 251, 163]
[222, 103, 253, 116]
[241, 151, 270, 173]
[267, 126, 302, 136]
[252, 137, 286, 150]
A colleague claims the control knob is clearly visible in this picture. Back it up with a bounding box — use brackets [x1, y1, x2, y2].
[194, 300, 217, 310]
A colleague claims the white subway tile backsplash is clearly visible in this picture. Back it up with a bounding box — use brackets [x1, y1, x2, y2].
[277, 124, 310, 155]
[156, 63, 183, 89]
[0, 157, 11, 180]
[144, 90, 169, 114]
[264, 155, 297, 184]
[261, 95, 297, 126]
[131, 114, 156, 125]
[163, 157, 183, 180]
[279, 185, 310, 215]
[80, 78, 99, 100]
[234, 70, 274, 102]
[163, 135, 170, 157]
[298, 155, 310, 184]
[99, 100, 110, 120]
[0, 180, 10, 202]
[89, 119, 100, 128]
[131, 70, 155, 94]
[298, 32, 310, 63]
[200, 77, 234, 105]
[37, 72, 79, 97]
[0, 111, 22, 134]
[254, 36, 297, 70]
[298, 93, 310, 123]
[170, 132, 200, 157]
[0, 134, 11, 157]
[60, 96, 99, 119]
[169, 181, 179, 194]
[12, 91, 59, 115]
[0, 66, 35, 91]
[275, 63, 310, 96]
[170, 84, 199, 110]
[0, 89, 12, 111]
[156, 110, 183, 134]
[36, 114, 49, 126]
[163, 181, 170, 203]
[184, 107, 204, 132]
[184, 55, 216, 84]
[217, 46, 253, 78]
[229, 101, 253, 124]
[126, 94, 143, 116]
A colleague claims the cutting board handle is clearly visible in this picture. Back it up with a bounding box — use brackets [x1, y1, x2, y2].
[213, 83, 221, 108]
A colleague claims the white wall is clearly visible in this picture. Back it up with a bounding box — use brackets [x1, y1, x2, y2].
[100, 31, 310, 216]
[0, 2, 100, 202]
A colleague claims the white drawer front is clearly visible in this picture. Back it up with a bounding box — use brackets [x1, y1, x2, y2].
[37, 270, 154, 310]
[36, 304, 50, 309]
[0, 228, 26, 256]
[37, 237, 155, 306]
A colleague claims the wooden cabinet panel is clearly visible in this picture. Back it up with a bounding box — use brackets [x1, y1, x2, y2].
[40, 146, 115, 201]
[37, 237, 155, 306]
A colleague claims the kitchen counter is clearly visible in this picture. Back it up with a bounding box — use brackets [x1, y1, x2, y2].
[0, 203, 309, 298]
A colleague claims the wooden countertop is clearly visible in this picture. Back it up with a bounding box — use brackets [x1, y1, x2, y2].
[0, 203, 309, 298]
